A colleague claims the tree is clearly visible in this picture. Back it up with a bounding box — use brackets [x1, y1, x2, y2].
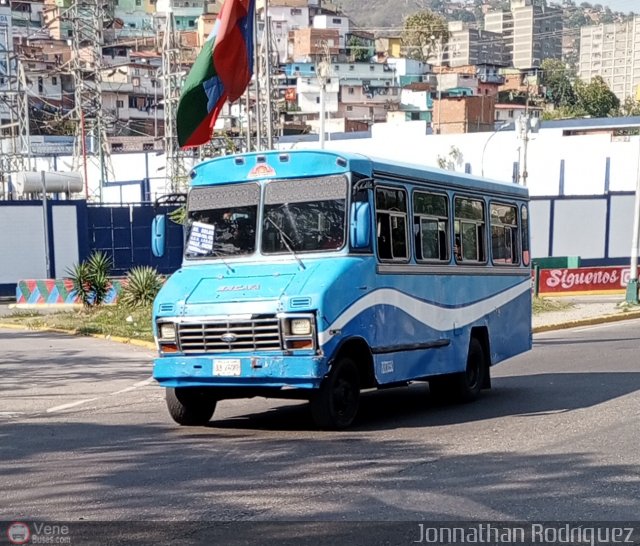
[347, 35, 371, 62]
[401, 10, 449, 63]
[540, 59, 577, 108]
[574, 76, 620, 118]
[619, 96, 640, 117]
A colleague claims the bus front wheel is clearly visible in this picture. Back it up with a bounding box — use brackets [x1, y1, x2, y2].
[166, 387, 217, 426]
[310, 357, 360, 429]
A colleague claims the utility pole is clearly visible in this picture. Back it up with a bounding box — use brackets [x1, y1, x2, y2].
[70, 0, 112, 201]
[516, 75, 539, 186]
[317, 41, 332, 149]
[161, 4, 189, 193]
[625, 134, 640, 304]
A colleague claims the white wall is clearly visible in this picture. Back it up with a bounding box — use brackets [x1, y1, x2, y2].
[52, 205, 80, 277]
[281, 121, 640, 197]
[0, 207, 47, 283]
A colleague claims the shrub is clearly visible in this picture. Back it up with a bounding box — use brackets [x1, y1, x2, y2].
[66, 251, 113, 308]
[120, 266, 163, 308]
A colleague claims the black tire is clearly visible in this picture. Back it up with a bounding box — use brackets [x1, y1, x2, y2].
[166, 387, 217, 426]
[453, 337, 487, 402]
[310, 357, 360, 429]
[429, 337, 487, 403]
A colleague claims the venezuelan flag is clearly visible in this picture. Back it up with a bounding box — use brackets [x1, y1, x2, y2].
[177, 0, 255, 148]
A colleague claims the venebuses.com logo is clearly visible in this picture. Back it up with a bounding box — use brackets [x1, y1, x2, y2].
[7, 522, 31, 545]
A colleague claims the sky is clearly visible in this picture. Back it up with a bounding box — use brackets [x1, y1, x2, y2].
[594, 0, 636, 13]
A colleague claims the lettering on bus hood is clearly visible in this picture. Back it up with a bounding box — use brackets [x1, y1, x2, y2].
[185, 275, 296, 304]
[218, 284, 260, 292]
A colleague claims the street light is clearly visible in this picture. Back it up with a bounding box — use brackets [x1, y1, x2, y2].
[516, 114, 540, 186]
[481, 122, 511, 178]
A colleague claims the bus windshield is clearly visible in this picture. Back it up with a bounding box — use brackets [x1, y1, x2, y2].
[185, 183, 259, 259]
[262, 175, 347, 254]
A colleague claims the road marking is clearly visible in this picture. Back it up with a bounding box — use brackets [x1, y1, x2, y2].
[42, 378, 154, 415]
[111, 377, 154, 395]
[0, 412, 24, 418]
[46, 398, 98, 413]
[134, 377, 154, 387]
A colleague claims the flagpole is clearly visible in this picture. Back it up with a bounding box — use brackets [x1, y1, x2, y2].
[245, 88, 252, 152]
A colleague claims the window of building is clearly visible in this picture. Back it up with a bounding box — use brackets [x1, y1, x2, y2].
[316, 97, 320, 104]
[346, 106, 353, 111]
[490, 203, 518, 265]
[132, 77, 140, 86]
[291, 8, 302, 15]
[454, 196, 486, 263]
[348, 87, 354, 94]
[332, 17, 342, 24]
[349, 65, 354, 71]
[38, 77, 43, 93]
[135, 0, 141, 5]
[413, 191, 449, 262]
[376, 186, 408, 261]
[52, 76, 57, 86]
[116, 99, 124, 108]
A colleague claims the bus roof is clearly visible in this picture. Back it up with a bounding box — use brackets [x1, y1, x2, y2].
[190, 149, 528, 199]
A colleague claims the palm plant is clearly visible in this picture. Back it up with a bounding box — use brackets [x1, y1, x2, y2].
[120, 266, 163, 308]
[66, 251, 113, 307]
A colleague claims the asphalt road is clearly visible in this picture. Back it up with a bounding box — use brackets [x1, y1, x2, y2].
[1, 321, 639, 543]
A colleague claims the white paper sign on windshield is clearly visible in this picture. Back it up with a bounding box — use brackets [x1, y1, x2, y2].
[186, 221, 215, 255]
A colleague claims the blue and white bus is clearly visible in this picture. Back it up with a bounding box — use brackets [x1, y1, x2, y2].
[151, 149, 531, 429]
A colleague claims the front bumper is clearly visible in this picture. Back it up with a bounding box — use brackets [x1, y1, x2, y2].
[153, 353, 326, 389]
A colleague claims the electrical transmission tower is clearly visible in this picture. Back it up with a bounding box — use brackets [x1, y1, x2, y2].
[69, 0, 112, 201]
[162, 8, 189, 194]
[0, 21, 31, 197]
[254, 10, 279, 151]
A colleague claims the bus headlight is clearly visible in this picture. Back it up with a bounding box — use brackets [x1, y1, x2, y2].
[158, 322, 176, 341]
[290, 318, 312, 336]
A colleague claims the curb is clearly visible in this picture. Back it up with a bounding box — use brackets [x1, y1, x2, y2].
[532, 310, 640, 333]
[0, 321, 156, 350]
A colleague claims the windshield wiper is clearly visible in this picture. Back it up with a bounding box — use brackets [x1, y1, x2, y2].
[266, 217, 306, 270]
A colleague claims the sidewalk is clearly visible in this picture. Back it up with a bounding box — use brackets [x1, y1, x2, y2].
[532, 295, 640, 332]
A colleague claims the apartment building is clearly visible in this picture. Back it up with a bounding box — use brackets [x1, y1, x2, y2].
[259, 0, 311, 62]
[289, 27, 340, 62]
[102, 60, 164, 138]
[155, 0, 205, 30]
[579, 16, 640, 102]
[485, 0, 562, 69]
[113, 0, 155, 35]
[447, 22, 508, 68]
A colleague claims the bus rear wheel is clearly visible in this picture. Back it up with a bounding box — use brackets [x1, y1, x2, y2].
[430, 337, 487, 403]
[310, 357, 360, 429]
[166, 387, 217, 426]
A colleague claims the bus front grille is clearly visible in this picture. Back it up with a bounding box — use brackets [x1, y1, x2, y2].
[177, 316, 282, 354]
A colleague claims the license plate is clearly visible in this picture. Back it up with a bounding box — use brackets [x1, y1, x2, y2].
[213, 358, 241, 376]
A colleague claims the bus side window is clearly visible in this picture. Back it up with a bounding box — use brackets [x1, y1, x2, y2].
[375, 186, 408, 262]
[454, 196, 486, 264]
[377, 213, 393, 259]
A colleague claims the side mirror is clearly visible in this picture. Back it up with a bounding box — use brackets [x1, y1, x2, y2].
[350, 201, 371, 249]
[152, 214, 166, 257]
